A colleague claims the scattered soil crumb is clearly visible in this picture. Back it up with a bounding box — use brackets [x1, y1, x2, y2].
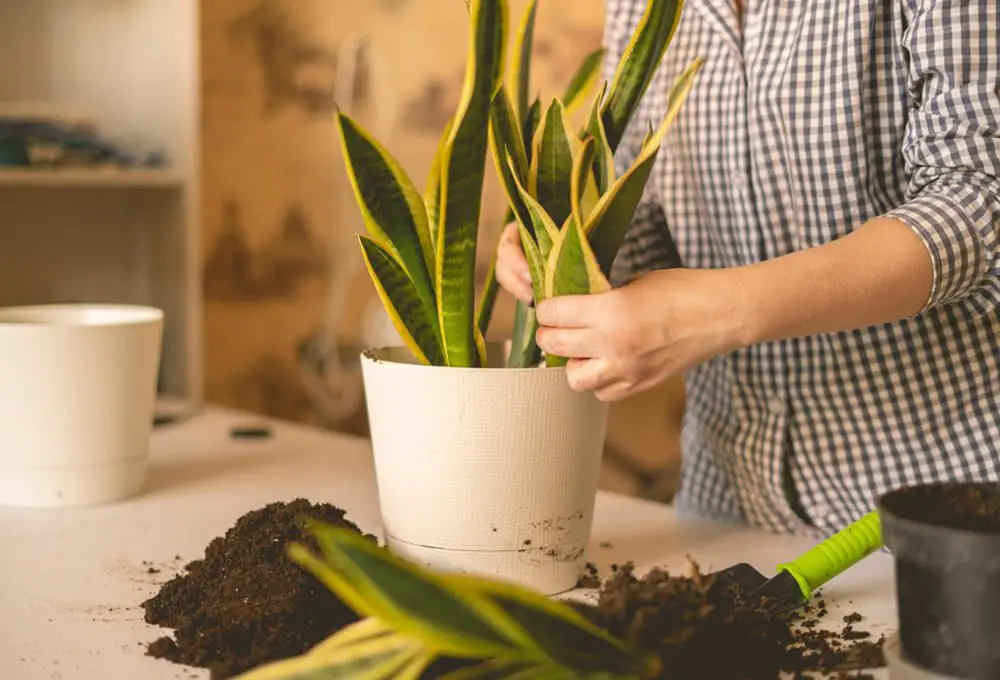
[599, 541, 613, 548]
[146, 567, 160, 575]
[142, 499, 374, 679]
[843, 612, 862, 624]
[574, 562, 886, 679]
[576, 562, 602, 589]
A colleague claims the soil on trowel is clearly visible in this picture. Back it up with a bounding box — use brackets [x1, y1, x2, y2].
[142, 499, 375, 679]
[576, 561, 886, 680]
[887, 482, 1000, 533]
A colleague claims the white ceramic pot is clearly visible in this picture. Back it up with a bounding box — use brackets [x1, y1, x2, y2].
[360, 344, 609, 595]
[0, 304, 163, 508]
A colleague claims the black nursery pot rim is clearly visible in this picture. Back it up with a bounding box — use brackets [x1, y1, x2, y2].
[877, 480, 1000, 540]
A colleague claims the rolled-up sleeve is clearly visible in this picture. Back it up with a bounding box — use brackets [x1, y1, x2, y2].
[885, 0, 1000, 311]
[602, 0, 682, 287]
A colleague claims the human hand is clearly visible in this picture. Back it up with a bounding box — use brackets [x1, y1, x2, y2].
[494, 221, 534, 304]
[534, 268, 751, 401]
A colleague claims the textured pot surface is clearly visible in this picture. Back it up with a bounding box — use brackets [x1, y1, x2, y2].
[360, 345, 609, 595]
[879, 482, 1000, 680]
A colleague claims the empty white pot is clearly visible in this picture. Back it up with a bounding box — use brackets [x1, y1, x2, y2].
[0, 304, 163, 508]
[360, 344, 609, 595]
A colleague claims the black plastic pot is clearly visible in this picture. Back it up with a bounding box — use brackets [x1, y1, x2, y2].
[878, 481, 1000, 679]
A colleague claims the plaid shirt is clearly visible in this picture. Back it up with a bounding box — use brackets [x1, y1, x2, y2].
[605, 0, 1000, 536]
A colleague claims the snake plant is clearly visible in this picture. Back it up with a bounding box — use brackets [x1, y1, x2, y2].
[338, 0, 701, 368]
[232, 519, 662, 679]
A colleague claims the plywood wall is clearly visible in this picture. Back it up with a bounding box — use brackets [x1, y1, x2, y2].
[200, 0, 684, 498]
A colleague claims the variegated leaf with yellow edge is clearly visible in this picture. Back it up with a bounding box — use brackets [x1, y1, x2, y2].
[230, 625, 425, 680]
[510, 0, 538, 125]
[424, 117, 455, 256]
[488, 87, 533, 233]
[582, 82, 616, 194]
[336, 113, 438, 326]
[357, 236, 444, 366]
[435, 0, 508, 368]
[561, 47, 606, 115]
[502, 153, 560, 261]
[570, 136, 599, 228]
[585, 57, 704, 275]
[601, 0, 686, 150]
[543, 217, 612, 367]
[529, 98, 581, 227]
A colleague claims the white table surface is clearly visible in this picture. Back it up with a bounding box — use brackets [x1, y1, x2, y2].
[0, 407, 898, 679]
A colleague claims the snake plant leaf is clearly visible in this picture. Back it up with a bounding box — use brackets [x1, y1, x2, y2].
[529, 98, 579, 227]
[506, 302, 541, 368]
[446, 573, 645, 675]
[543, 217, 611, 367]
[583, 81, 616, 194]
[561, 48, 606, 115]
[570, 136, 599, 228]
[425, 117, 455, 255]
[357, 236, 444, 366]
[505, 154, 559, 261]
[336, 113, 437, 316]
[601, 0, 686, 150]
[231, 625, 424, 680]
[308, 618, 394, 657]
[489, 88, 533, 232]
[510, 0, 538, 124]
[585, 57, 703, 275]
[435, 0, 508, 367]
[295, 524, 532, 660]
[522, 97, 542, 165]
[475, 240, 501, 336]
[517, 223, 547, 304]
[435, 659, 537, 679]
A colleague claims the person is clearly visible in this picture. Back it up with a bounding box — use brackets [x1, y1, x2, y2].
[495, 0, 1000, 537]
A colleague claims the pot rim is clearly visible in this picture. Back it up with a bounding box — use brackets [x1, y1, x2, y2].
[360, 344, 567, 374]
[877, 481, 1000, 541]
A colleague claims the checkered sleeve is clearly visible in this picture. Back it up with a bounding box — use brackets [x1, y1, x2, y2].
[885, 0, 1000, 310]
[601, 0, 682, 287]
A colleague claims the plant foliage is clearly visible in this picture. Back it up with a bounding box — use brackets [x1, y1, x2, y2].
[338, 0, 701, 368]
[232, 520, 662, 680]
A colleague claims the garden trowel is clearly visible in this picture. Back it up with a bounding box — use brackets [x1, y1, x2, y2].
[710, 510, 883, 613]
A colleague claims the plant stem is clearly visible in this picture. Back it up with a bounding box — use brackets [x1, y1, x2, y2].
[506, 300, 541, 367]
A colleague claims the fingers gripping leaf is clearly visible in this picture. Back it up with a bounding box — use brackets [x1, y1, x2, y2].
[585, 58, 703, 275]
[436, 0, 508, 367]
[358, 236, 445, 366]
[543, 218, 611, 366]
[601, 0, 686, 150]
[336, 113, 437, 316]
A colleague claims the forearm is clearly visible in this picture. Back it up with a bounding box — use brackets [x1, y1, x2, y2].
[732, 216, 934, 346]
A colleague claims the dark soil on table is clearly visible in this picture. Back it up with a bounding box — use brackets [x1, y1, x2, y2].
[575, 561, 886, 680]
[882, 482, 1000, 533]
[142, 499, 374, 679]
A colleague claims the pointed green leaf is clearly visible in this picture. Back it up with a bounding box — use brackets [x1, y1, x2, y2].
[511, 0, 538, 124]
[489, 88, 533, 232]
[446, 573, 642, 675]
[529, 99, 579, 226]
[517, 224, 546, 304]
[583, 81, 616, 194]
[570, 136, 598, 228]
[522, 97, 542, 165]
[436, 659, 536, 680]
[585, 58, 703, 275]
[506, 154, 559, 260]
[231, 627, 422, 680]
[296, 524, 532, 661]
[475, 239, 501, 337]
[357, 236, 444, 366]
[425, 117, 455, 255]
[601, 0, 686, 150]
[435, 0, 508, 368]
[308, 618, 394, 657]
[562, 48, 606, 114]
[337, 113, 437, 316]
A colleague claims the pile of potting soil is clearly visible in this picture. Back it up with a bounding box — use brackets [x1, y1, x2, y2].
[142, 499, 375, 679]
[577, 561, 886, 680]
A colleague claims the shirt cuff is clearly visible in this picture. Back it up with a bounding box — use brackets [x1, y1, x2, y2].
[885, 180, 995, 312]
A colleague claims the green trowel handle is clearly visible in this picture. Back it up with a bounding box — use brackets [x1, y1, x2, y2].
[776, 510, 883, 601]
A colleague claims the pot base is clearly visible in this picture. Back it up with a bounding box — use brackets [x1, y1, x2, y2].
[0, 457, 147, 507]
[884, 632, 974, 680]
[385, 534, 584, 596]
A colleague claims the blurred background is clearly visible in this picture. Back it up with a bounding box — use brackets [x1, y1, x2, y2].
[0, 0, 684, 501]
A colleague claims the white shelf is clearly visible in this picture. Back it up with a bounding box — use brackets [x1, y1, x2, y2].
[0, 167, 183, 188]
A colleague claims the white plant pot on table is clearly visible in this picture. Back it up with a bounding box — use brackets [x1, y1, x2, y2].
[360, 344, 609, 595]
